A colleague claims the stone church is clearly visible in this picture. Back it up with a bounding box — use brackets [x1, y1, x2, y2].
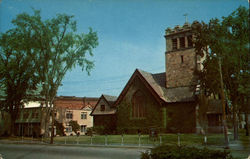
[114, 21, 222, 134]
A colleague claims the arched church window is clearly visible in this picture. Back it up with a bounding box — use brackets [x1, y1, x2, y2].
[132, 90, 146, 118]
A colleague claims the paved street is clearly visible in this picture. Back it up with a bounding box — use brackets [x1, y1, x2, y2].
[0, 143, 147, 159]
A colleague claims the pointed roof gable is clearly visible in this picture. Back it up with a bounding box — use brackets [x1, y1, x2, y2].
[115, 69, 196, 106]
[138, 69, 167, 102]
[82, 105, 93, 111]
[115, 69, 167, 106]
[102, 94, 117, 106]
[90, 94, 117, 116]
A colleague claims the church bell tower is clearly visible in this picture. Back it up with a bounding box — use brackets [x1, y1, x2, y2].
[165, 21, 201, 89]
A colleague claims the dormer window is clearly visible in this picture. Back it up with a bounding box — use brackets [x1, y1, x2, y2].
[181, 55, 184, 63]
[180, 37, 185, 48]
[172, 38, 177, 50]
[32, 112, 39, 119]
[101, 105, 105, 111]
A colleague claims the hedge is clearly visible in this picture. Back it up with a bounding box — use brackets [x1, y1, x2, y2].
[141, 145, 234, 159]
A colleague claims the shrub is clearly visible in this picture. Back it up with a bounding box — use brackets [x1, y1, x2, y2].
[141, 145, 234, 159]
[141, 151, 151, 159]
[69, 120, 80, 134]
[93, 126, 105, 135]
[86, 127, 93, 136]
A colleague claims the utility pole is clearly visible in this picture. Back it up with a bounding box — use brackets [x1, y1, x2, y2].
[218, 57, 229, 148]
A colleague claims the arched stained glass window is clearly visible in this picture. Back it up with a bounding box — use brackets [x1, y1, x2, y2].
[132, 90, 146, 118]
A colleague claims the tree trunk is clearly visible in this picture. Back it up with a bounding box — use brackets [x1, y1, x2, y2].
[9, 101, 19, 136]
[50, 102, 55, 144]
[232, 99, 238, 140]
[10, 117, 15, 136]
[7, 100, 15, 136]
[245, 97, 249, 136]
[44, 107, 50, 137]
[218, 58, 229, 148]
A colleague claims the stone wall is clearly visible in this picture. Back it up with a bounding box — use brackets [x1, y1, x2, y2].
[166, 48, 197, 88]
[116, 75, 164, 134]
[93, 115, 116, 134]
[166, 102, 196, 133]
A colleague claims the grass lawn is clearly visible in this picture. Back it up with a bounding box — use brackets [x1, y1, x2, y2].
[51, 131, 249, 158]
[51, 133, 239, 146]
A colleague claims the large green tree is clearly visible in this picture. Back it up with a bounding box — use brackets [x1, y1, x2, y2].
[194, 6, 250, 140]
[13, 10, 98, 143]
[0, 22, 40, 135]
[0, 10, 98, 141]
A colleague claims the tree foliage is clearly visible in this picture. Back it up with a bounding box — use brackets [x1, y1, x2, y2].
[0, 14, 40, 134]
[194, 6, 249, 96]
[55, 120, 65, 136]
[69, 120, 80, 134]
[0, 10, 98, 137]
[193, 6, 250, 137]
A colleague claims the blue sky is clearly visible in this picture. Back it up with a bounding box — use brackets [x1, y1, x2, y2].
[0, 0, 248, 97]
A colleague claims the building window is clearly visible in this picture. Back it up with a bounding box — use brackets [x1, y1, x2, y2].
[81, 112, 87, 119]
[81, 125, 86, 133]
[180, 37, 185, 48]
[32, 112, 39, 119]
[23, 112, 29, 119]
[132, 90, 146, 118]
[101, 105, 105, 111]
[181, 55, 184, 63]
[172, 38, 177, 50]
[187, 35, 193, 47]
[66, 111, 73, 119]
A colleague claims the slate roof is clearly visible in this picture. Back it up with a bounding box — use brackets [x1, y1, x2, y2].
[92, 109, 116, 115]
[102, 94, 117, 106]
[138, 69, 196, 103]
